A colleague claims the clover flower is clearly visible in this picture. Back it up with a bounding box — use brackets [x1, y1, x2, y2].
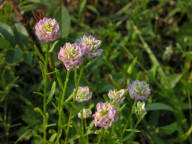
[78, 108, 92, 119]
[76, 35, 102, 58]
[108, 89, 127, 103]
[58, 43, 83, 70]
[75, 86, 92, 102]
[135, 101, 146, 116]
[128, 80, 151, 100]
[35, 17, 60, 42]
[93, 102, 118, 129]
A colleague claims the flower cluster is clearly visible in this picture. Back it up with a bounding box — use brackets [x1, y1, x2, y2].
[93, 102, 118, 129]
[75, 86, 92, 102]
[76, 35, 102, 58]
[128, 80, 151, 100]
[35, 17, 152, 130]
[35, 17, 102, 70]
[58, 35, 102, 70]
[35, 17, 60, 42]
[108, 89, 127, 103]
[78, 108, 92, 119]
[58, 43, 83, 70]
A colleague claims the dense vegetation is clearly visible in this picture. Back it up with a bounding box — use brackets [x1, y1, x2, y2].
[0, 0, 192, 144]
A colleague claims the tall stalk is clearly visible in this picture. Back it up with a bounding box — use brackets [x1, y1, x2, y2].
[42, 45, 49, 144]
[57, 70, 70, 143]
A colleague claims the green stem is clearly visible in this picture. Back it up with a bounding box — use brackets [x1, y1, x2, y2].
[73, 66, 84, 101]
[57, 70, 71, 143]
[43, 47, 49, 144]
[121, 100, 136, 136]
[85, 119, 89, 144]
[80, 117, 85, 143]
[64, 112, 72, 144]
[97, 129, 104, 144]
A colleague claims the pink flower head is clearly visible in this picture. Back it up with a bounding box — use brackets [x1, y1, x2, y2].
[76, 35, 102, 58]
[108, 89, 127, 103]
[35, 17, 60, 42]
[93, 102, 118, 129]
[58, 43, 83, 70]
[75, 86, 92, 102]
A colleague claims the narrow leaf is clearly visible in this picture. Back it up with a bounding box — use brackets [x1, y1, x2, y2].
[146, 103, 174, 112]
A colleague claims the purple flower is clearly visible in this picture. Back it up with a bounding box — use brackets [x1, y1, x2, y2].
[108, 89, 127, 103]
[76, 35, 102, 58]
[78, 108, 92, 119]
[58, 43, 83, 70]
[75, 86, 92, 102]
[93, 102, 118, 129]
[35, 17, 60, 42]
[128, 80, 151, 100]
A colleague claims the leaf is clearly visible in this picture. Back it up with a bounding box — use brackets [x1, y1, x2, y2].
[161, 74, 182, 89]
[127, 57, 137, 75]
[79, 0, 87, 16]
[0, 37, 10, 48]
[5, 48, 23, 65]
[47, 81, 56, 104]
[49, 133, 57, 143]
[23, 52, 33, 65]
[14, 23, 29, 45]
[34, 107, 44, 117]
[49, 40, 59, 53]
[176, 22, 192, 48]
[150, 133, 167, 144]
[159, 122, 178, 135]
[0, 22, 15, 44]
[146, 103, 174, 112]
[54, 6, 71, 38]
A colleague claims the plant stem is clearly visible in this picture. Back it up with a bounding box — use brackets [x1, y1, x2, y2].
[64, 112, 72, 144]
[73, 66, 84, 101]
[121, 100, 136, 136]
[57, 70, 70, 143]
[97, 129, 104, 144]
[43, 47, 49, 144]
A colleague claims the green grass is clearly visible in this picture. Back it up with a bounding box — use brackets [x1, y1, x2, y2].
[0, 0, 192, 143]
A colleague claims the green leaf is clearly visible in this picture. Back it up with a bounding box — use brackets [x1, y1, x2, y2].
[23, 52, 33, 65]
[79, 0, 87, 16]
[159, 122, 178, 135]
[47, 81, 56, 104]
[49, 40, 59, 53]
[0, 37, 10, 48]
[5, 48, 23, 65]
[49, 133, 57, 143]
[34, 107, 44, 117]
[146, 103, 174, 112]
[54, 6, 71, 38]
[176, 22, 192, 48]
[14, 23, 29, 45]
[161, 74, 182, 89]
[0, 22, 15, 44]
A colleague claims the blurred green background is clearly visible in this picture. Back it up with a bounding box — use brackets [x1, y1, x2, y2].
[0, 0, 192, 143]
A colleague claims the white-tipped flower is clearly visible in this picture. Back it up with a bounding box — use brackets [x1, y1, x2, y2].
[78, 108, 92, 119]
[135, 101, 146, 116]
[76, 35, 102, 58]
[108, 89, 127, 103]
[75, 86, 92, 102]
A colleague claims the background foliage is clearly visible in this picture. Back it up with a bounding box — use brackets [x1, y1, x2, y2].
[0, 0, 192, 143]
